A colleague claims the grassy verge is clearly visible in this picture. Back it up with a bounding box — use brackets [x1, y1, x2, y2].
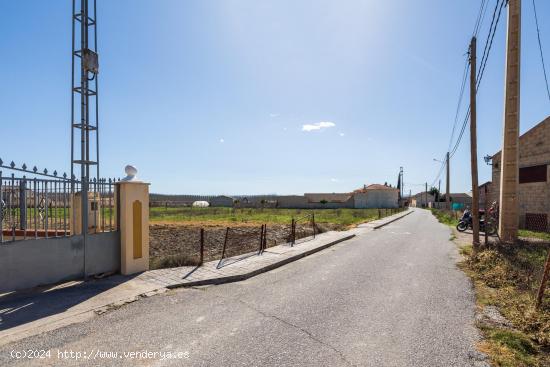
[150, 207, 404, 228]
[519, 229, 550, 242]
[431, 209, 550, 366]
[429, 208, 459, 227]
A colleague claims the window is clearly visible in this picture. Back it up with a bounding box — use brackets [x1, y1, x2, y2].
[519, 165, 547, 184]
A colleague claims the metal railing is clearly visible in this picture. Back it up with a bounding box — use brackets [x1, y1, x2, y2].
[217, 226, 265, 268]
[0, 159, 118, 243]
[290, 213, 316, 246]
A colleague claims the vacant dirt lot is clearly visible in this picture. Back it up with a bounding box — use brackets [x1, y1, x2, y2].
[149, 222, 333, 268]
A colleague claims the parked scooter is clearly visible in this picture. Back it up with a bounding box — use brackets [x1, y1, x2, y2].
[456, 207, 497, 235]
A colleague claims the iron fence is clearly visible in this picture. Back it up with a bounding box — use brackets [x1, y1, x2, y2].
[0, 160, 118, 243]
[217, 226, 265, 268]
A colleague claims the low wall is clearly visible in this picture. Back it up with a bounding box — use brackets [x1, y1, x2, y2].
[0, 232, 120, 293]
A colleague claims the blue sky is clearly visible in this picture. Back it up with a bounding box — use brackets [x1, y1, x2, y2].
[1, 0, 549, 195]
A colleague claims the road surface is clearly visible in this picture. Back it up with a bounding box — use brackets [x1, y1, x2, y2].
[1, 209, 484, 366]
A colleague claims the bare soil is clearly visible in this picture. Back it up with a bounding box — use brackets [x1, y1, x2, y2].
[149, 222, 337, 269]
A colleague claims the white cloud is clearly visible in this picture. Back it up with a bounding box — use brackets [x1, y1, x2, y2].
[270, 113, 279, 118]
[302, 121, 336, 132]
[219, 138, 225, 143]
[330, 178, 339, 182]
[339, 132, 345, 137]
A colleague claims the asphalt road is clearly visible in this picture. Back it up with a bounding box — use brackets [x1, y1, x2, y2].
[0, 209, 485, 367]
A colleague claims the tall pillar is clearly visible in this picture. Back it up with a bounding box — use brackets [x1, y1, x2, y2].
[499, 0, 521, 242]
[116, 166, 150, 275]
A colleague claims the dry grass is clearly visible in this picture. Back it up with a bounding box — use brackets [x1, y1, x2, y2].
[460, 242, 550, 366]
[431, 210, 550, 366]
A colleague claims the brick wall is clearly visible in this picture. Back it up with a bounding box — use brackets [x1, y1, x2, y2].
[490, 116, 550, 229]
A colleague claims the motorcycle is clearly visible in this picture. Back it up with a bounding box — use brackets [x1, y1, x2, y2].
[456, 208, 497, 235]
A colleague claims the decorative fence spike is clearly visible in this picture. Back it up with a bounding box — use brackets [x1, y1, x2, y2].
[43, 168, 48, 175]
[53, 170, 58, 177]
[22, 163, 27, 170]
[33, 166, 38, 173]
[0, 158, 3, 165]
[10, 161, 15, 168]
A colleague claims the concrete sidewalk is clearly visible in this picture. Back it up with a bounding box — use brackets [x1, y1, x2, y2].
[0, 209, 410, 346]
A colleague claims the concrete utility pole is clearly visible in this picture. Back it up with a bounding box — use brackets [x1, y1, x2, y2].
[469, 37, 480, 248]
[499, 0, 521, 243]
[446, 152, 450, 210]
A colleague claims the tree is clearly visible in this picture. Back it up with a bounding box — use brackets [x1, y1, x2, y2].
[429, 187, 441, 201]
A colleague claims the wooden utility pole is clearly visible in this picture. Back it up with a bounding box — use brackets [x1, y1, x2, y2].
[425, 182, 428, 208]
[470, 37, 480, 248]
[446, 152, 450, 210]
[499, 0, 521, 243]
[438, 179, 441, 203]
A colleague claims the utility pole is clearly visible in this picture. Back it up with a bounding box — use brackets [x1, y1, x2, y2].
[446, 152, 450, 210]
[499, 0, 521, 243]
[71, 0, 100, 278]
[438, 179, 441, 203]
[469, 37, 480, 248]
[425, 182, 428, 208]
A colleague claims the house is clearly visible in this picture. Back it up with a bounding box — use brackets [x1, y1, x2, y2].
[411, 192, 435, 208]
[209, 195, 234, 207]
[487, 115, 550, 230]
[353, 184, 399, 208]
[445, 193, 472, 210]
[478, 181, 492, 208]
[302, 193, 355, 209]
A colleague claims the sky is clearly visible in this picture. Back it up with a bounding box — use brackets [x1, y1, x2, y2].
[1, 0, 550, 195]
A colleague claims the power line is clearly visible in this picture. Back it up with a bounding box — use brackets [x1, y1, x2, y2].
[532, 0, 550, 103]
[473, 0, 489, 38]
[431, 0, 504, 187]
[448, 58, 470, 153]
[449, 0, 505, 160]
[477, 0, 507, 90]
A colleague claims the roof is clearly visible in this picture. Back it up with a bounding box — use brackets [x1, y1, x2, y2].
[304, 193, 352, 203]
[448, 193, 472, 198]
[353, 184, 399, 193]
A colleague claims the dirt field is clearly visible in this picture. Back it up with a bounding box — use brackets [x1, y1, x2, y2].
[149, 222, 335, 269]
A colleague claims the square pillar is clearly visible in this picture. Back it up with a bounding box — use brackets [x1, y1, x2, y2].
[71, 191, 102, 234]
[116, 180, 150, 275]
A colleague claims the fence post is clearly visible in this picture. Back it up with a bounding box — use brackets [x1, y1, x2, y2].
[312, 212, 316, 238]
[19, 179, 27, 230]
[200, 228, 204, 265]
[263, 224, 267, 252]
[378, 209, 381, 219]
[216, 227, 231, 269]
[291, 218, 295, 247]
[259, 224, 264, 254]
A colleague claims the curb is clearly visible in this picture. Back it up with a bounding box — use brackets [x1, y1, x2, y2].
[373, 210, 413, 230]
[166, 234, 356, 289]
